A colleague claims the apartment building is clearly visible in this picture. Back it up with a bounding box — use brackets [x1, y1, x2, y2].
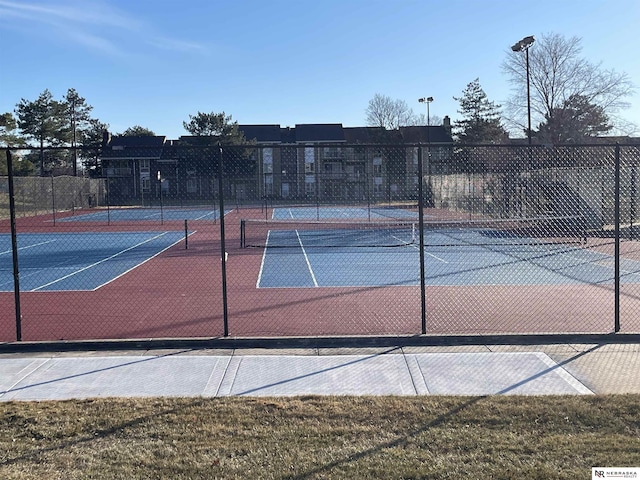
[100, 121, 454, 205]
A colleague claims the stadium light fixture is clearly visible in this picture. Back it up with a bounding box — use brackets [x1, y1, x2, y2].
[511, 35, 535, 144]
[418, 96, 434, 144]
[418, 96, 434, 126]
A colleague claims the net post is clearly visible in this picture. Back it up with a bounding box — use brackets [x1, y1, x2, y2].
[240, 219, 245, 248]
[184, 219, 188, 250]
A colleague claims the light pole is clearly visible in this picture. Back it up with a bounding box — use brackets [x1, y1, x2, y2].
[418, 96, 434, 130]
[511, 35, 535, 145]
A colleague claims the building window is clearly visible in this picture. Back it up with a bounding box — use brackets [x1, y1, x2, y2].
[141, 177, 150, 192]
[140, 159, 150, 173]
[323, 146, 341, 159]
[187, 178, 197, 193]
[264, 174, 273, 196]
[305, 175, 315, 197]
[304, 146, 314, 163]
[373, 157, 383, 175]
[305, 162, 315, 173]
[263, 148, 273, 173]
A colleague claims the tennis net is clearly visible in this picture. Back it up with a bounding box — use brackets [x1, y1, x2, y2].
[240, 216, 586, 249]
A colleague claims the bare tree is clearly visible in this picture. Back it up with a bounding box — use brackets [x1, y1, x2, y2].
[415, 113, 443, 126]
[503, 32, 635, 137]
[365, 93, 420, 129]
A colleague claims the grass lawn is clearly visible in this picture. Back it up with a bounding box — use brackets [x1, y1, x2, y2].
[1, 395, 639, 479]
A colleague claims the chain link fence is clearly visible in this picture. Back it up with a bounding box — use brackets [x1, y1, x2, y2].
[1, 143, 639, 342]
[0, 174, 106, 220]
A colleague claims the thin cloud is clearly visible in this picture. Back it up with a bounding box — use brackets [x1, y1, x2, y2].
[146, 37, 209, 55]
[0, 0, 207, 57]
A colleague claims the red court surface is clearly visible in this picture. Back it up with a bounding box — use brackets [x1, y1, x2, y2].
[1, 208, 639, 342]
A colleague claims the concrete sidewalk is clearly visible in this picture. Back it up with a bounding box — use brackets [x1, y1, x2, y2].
[1, 344, 639, 401]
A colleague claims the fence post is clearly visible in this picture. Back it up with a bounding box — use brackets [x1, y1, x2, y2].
[51, 173, 56, 225]
[218, 144, 229, 337]
[615, 143, 620, 333]
[418, 145, 427, 334]
[6, 150, 22, 341]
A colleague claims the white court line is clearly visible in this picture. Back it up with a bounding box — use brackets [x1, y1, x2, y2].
[518, 243, 640, 281]
[404, 240, 448, 263]
[194, 211, 215, 220]
[296, 230, 319, 287]
[30, 232, 173, 292]
[91, 232, 194, 291]
[256, 231, 270, 288]
[0, 239, 56, 256]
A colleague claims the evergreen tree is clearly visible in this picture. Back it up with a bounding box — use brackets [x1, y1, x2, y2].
[80, 118, 110, 176]
[63, 88, 94, 175]
[182, 111, 254, 178]
[453, 79, 507, 144]
[535, 94, 612, 144]
[15, 89, 67, 175]
[120, 125, 156, 136]
[182, 112, 248, 144]
[0, 112, 24, 147]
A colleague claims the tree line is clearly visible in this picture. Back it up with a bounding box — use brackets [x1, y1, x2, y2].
[366, 32, 635, 144]
[0, 88, 165, 176]
[1, 33, 635, 177]
[0, 88, 249, 177]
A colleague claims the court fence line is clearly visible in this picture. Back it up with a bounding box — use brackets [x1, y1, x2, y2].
[1, 143, 640, 342]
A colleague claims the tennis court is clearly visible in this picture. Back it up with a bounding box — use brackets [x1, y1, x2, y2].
[250, 216, 640, 288]
[0, 231, 188, 291]
[57, 207, 229, 223]
[271, 206, 419, 221]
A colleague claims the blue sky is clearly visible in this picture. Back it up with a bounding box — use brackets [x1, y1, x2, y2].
[1, 0, 638, 139]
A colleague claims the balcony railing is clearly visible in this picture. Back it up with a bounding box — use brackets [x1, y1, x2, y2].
[106, 167, 132, 176]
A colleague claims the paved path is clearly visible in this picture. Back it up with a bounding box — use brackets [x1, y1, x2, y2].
[2, 344, 639, 400]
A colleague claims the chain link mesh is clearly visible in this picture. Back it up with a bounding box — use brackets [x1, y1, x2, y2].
[1, 143, 639, 341]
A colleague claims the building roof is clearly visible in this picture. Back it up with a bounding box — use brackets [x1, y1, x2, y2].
[294, 124, 345, 143]
[108, 135, 166, 147]
[279, 126, 297, 144]
[343, 127, 379, 143]
[101, 135, 166, 159]
[101, 123, 455, 160]
[238, 124, 282, 143]
[399, 126, 452, 143]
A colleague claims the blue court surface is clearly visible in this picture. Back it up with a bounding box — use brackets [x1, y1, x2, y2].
[58, 207, 229, 222]
[272, 206, 418, 221]
[257, 228, 640, 288]
[0, 231, 188, 291]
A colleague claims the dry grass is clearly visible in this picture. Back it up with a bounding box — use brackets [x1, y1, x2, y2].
[1, 395, 639, 479]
